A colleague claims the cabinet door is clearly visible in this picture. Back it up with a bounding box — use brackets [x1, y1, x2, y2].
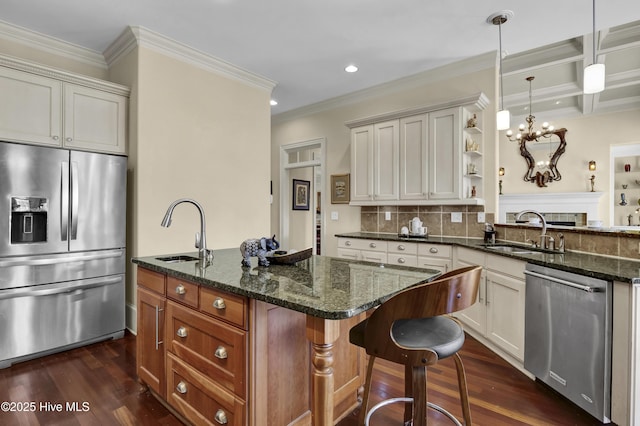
[0, 67, 62, 146]
[486, 270, 526, 361]
[373, 120, 399, 201]
[137, 287, 166, 397]
[416, 256, 451, 274]
[399, 114, 428, 200]
[63, 84, 127, 154]
[350, 125, 374, 202]
[453, 247, 487, 335]
[428, 107, 461, 200]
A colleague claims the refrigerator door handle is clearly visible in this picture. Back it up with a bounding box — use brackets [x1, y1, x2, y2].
[0, 275, 122, 300]
[61, 161, 69, 241]
[0, 249, 123, 268]
[70, 161, 79, 240]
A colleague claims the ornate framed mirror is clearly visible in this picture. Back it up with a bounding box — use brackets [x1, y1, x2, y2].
[519, 128, 567, 187]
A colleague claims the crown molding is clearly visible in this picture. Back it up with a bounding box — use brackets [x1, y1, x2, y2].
[105, 26, 276, 93]
[0, 53, 130, 96]
[0, 19, 107, 69]
[273, 51, 496, 124]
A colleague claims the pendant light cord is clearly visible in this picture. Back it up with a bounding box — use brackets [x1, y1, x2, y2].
[499, 19, 504, 111]
[592, 0, 597, 65]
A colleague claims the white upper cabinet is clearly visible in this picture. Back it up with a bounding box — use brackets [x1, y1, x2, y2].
[428, 107, 461, 200]
[63, 84, 127, 154]
[347, 93, 487, 205]
[0, 67, 62, 146]
[373, 120, 399, 202]
[0, 55, 129, 155]
[399, 114, 428, 200]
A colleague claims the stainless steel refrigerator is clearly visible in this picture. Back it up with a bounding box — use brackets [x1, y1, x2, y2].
[0, 141, 126, 368]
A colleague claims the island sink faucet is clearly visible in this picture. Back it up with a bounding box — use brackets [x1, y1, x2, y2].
[161, 198, 213, 263]
[515, 209, 553, 250]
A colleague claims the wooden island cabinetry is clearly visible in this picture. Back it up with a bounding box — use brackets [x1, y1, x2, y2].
[135, 261, 374, 426]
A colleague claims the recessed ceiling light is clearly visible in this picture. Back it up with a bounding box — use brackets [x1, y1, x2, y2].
[555, 100, 562, 105]
[345, 65, 358, 73]
[270, 99, 278, 106]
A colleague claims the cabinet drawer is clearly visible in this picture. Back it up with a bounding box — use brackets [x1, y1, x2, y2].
[167, 352, 245, 426]
[388, 241, 418, 255]
[387, 253, 418, 267]
[360, 251, 387, 264]
[137, 267, 166, 295]
[338, 238, 387, 252]
[200, 286, 248, 329]
[417, 244, 451, 259]
[456, 247, 486, 266]
[417, 257, 452, 274]
[166, 301, 247, 399]
[167, 276, 199, 308]
[485, 254, 525, 279]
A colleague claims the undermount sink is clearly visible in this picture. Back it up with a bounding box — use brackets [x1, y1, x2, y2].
[156, 255, 199, 263]
[484, 245, 542, 255]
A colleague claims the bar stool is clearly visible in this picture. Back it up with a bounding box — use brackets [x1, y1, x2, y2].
[349, 265, 482, 426]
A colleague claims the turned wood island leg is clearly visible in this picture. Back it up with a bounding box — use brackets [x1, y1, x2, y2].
[306, 316, 341, 426]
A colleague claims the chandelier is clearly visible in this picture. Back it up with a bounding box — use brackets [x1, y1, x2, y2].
[505, 76, 555, 143]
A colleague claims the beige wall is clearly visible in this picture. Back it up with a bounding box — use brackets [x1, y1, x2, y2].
[271, 53, 497, 257]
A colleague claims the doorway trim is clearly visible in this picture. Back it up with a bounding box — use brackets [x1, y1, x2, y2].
[279, 138, 326, 252]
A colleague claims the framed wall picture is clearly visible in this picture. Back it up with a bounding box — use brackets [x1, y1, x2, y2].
[292, 179, 310, 210]
[331, 174, 350, 204]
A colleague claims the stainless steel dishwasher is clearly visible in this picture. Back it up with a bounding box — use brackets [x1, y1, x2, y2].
[524, 263, 612, 423]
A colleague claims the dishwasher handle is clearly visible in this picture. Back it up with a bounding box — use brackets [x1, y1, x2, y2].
[524, 270, 600, 293]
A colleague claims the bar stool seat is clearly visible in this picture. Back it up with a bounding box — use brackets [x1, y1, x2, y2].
[349, 265, 482, 426]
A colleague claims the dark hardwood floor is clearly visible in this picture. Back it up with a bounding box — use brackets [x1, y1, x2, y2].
[0, 331, 608, 425]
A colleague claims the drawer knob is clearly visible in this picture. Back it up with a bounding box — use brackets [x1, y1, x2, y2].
[176, 381, 187, 394]
[175, 284, 186, 295]
[398, 245, 405, 251]
[345, 241, 352, 246]
[214, 346, 228, 359]
[214, 409, 228, 424]
[213, 297, 226, 310]
[176, 326, 187, 338]
[398, 258, 406, 264]
[429, 247, 438, 254]
[369, 242, 376, 248]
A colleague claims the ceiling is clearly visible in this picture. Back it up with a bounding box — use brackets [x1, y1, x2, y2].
[2, 0, 640, 119]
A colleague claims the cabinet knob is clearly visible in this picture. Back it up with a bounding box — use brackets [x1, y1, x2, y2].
[369, 242, 376, 248]
[397, 245, 405, 251]
[176, 381, 187, 394]
[345, 241, 352, 246]
[175, 284, 186, 295]
[214, 409, 228, 424]
[66, 137, 72, 142]
[397, 258, 406, 264]
[52, 135, 59, 141]
[213, 297, 226, 310]
[429, 247, 438, 254]
[214, 346, 228, 359]
[176, 326, 187, 338]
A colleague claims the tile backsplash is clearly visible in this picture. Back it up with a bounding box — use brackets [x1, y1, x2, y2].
[360, 205, 493, 239]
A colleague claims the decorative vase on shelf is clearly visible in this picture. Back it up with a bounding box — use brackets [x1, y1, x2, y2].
[625, 164, 631, 172]
[466, 114, 477, 128]
[620, 193, 628, 206]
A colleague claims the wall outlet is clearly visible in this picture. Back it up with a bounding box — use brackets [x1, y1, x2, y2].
[477, 212, 485, 223]
[331, 211, 339, 221]
[451, 212, 463, 223]
[385, 211, 391, 221]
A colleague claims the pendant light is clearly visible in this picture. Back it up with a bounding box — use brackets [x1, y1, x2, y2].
[488, 11, 513, 131]
[584, 0, 605, 94]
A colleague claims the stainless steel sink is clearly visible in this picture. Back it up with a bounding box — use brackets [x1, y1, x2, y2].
[484, 245, 542, 255]
[156, 255, 199, 263]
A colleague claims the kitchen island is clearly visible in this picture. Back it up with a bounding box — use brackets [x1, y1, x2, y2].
[132, 249, 440, 426]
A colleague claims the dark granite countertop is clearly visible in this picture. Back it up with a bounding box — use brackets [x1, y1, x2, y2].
[132, 248, 440, 319]
[336, 232, 640, 284]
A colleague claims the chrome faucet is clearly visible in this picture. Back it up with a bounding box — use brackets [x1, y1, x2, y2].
[515, 210, 550, 249]
[161, 198, 213, 263]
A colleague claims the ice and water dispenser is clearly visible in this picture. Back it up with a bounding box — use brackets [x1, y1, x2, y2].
[10, 197, 48, 244]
